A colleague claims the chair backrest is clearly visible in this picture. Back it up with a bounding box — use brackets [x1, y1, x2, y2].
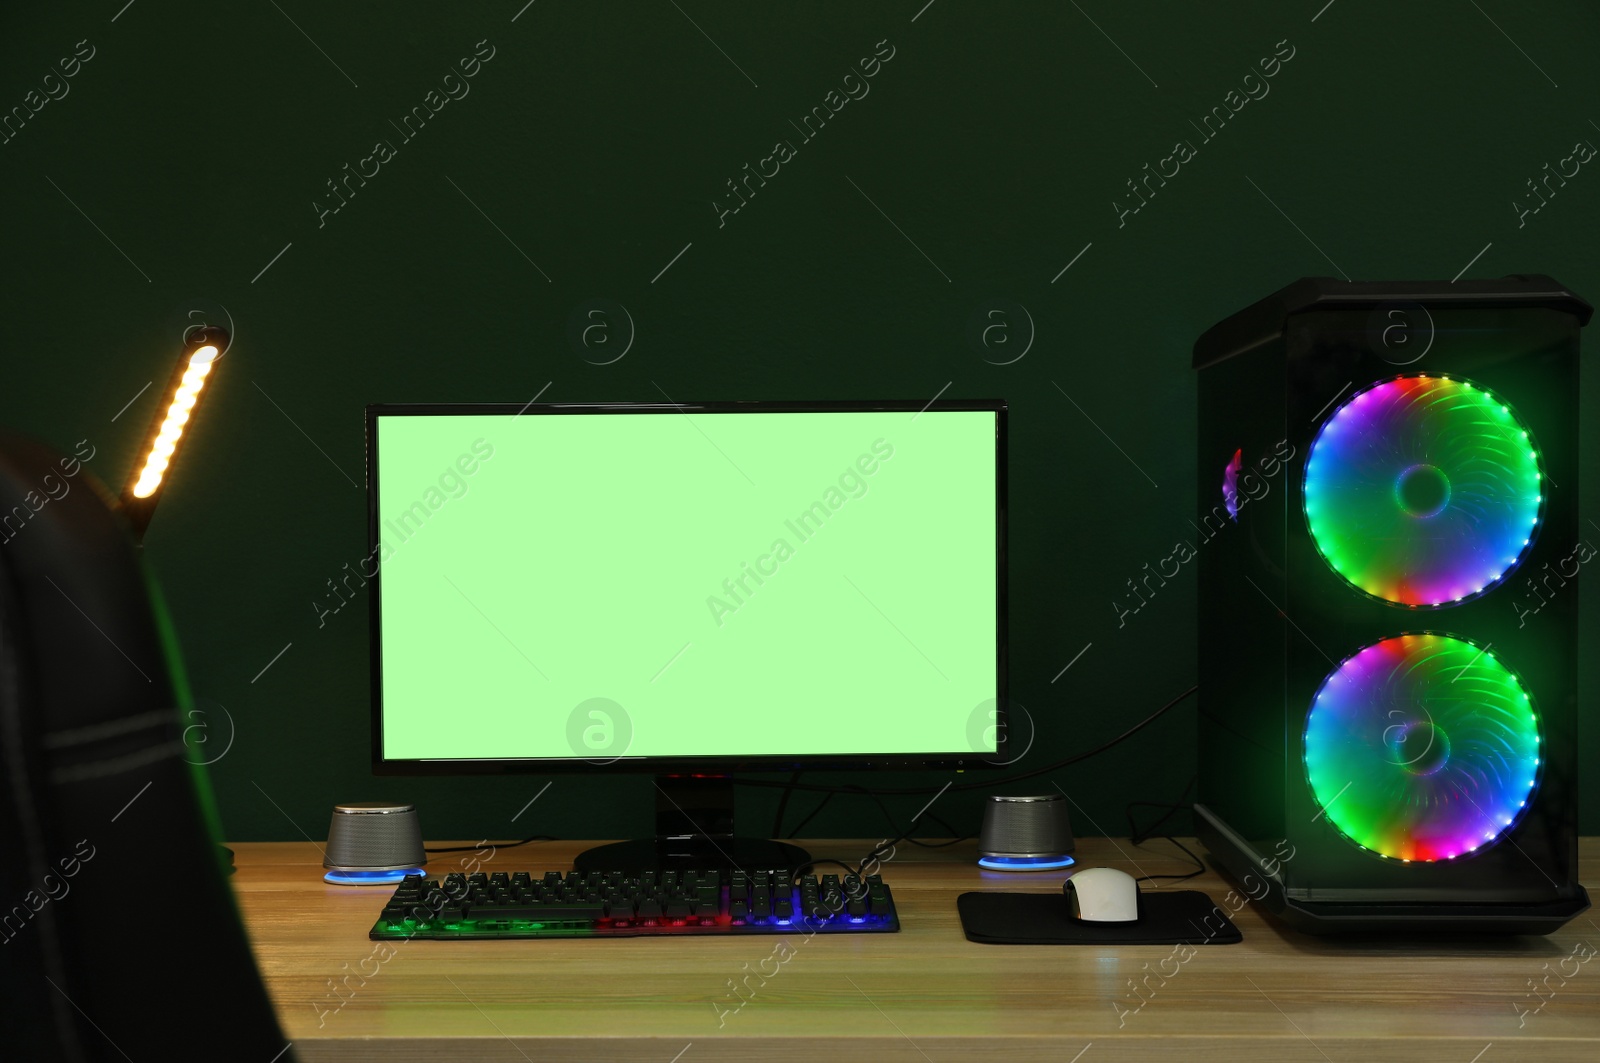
[0, 430, 293, 1062]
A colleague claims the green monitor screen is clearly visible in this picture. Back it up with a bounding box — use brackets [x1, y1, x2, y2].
[367, 400, 1006, 773]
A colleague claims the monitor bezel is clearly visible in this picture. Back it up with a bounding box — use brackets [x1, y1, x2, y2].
[365, 399, 1008, 776]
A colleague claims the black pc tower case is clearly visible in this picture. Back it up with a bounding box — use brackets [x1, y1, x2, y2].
[1192, 275, 1590, 933]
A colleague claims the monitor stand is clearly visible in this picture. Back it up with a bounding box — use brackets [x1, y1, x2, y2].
[573, 774, 810, 874]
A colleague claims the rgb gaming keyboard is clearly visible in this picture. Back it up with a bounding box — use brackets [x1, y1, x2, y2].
[369, 867, 900, 939]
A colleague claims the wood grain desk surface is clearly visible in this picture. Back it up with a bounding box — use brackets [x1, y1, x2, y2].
[235, 837, 1600, 1063]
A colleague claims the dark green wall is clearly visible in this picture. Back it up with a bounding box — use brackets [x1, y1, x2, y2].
[3, 1, 1596, 846]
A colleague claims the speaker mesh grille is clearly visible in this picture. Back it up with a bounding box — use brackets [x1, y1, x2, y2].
[325, 806, 426, 870]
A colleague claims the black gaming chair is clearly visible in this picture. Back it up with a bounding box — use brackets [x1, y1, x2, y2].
[0, 430, 293, 1061]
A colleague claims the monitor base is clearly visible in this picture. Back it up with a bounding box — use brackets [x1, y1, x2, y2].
[574, 837, 811, 874]
[573, 774, 812, 873]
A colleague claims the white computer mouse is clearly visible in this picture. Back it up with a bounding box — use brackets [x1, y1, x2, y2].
[1063, 866, 1140, 923]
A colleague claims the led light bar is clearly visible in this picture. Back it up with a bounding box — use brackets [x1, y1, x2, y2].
[117, 327, 228, 540]
[131, 344, 218, 498]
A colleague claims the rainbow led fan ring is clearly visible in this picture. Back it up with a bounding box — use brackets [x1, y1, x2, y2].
[1303, 374, 1544, 607]
[1303, 633, 1541, 862]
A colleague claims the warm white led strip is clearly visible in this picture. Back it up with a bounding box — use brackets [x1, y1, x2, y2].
[131, 344, 219, 498]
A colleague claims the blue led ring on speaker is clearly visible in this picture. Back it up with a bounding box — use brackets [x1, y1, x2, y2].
[976, 854, 1077, 872]
[324, 867, 427, 886]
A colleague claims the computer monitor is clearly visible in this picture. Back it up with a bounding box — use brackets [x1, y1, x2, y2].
[366, 400, 1007, 870]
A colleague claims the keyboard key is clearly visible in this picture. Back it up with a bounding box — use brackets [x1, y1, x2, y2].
[474, 904, 606, 922]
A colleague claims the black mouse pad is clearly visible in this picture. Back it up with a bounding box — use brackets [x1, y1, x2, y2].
[957, 889, 1243, 945]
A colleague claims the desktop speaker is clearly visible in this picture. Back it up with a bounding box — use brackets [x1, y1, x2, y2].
[323, 803, 427, 885]
[978, 794, 1075, 871]
[1191, 276, 1590, 933]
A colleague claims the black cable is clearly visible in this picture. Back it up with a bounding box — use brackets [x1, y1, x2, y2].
[784, 790, 835, 838]
[1126, 801, 1190, 841]
[1125, 776, 1203, 885]
[780, 684, 1197, 866]
[790, 787, 972, 885]
[852, 802, 945, 877]
[771, 770, 802, 838]
[1165, 836, 1204, 874]
[1132, 835, 1206, 886]
[789, 858, 864, 881]
[428, 684, 1197, 861]
[859, 784, 946, 845]
[793, 809, 931, 885]
[907, 813, 968, 847]
[424, 834, 556, 854]
[735, 683, 1197, 798]
[853, 790, 969, 848]
[1126, 774, 1196, 845]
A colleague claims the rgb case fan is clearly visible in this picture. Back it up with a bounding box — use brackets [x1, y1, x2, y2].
[1304, 376, 1544, 607]
[1192, 276, 1589, 934]
[1304, 633, 1541, 863]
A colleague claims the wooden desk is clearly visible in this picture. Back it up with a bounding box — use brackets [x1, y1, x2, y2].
[235, 837, 1600, 1062]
